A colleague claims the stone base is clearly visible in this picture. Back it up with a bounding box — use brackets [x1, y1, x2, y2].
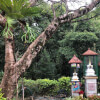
[72, 93, 79, 97]
[84, 76, 98, 97]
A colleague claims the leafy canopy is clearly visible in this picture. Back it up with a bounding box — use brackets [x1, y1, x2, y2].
[0, 0, 42, 38]
[0, 0, 41, 19]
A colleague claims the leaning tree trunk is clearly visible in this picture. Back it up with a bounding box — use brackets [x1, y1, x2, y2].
[0, 36, 16, 99]
[0, 0, 100, 99]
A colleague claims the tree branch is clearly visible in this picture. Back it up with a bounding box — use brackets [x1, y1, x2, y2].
[14, 20, 59, 74]
[59, 0, 100, 23]
[64, 0, 69, 14]
[29, 0, 38, 7]
[51, 3, 56, 19]
[47, 0, 61, 3]
[14, 0, 100, 75]
[0, 14, 6, 27]
[71, 13, 100, 23]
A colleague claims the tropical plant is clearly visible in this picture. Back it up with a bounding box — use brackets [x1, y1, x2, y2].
[0, 0, 41, 19]
[0, 0, 41, 37]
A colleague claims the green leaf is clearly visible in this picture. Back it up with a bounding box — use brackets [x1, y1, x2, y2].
[0, 0, 42, 19]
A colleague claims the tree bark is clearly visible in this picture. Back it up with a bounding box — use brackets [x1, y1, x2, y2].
[0, 0, 100, 99]
[0, 36, 16, 99]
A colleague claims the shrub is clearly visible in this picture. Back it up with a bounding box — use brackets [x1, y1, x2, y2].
[58, 77, 71, 96]
[65, 96, 88, 100]
[36, 79, 59, 95]
[18, 79, 36, 97]
[18, 77, 71, 96]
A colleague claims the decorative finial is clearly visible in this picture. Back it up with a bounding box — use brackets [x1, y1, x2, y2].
[89, 57, 91, 65]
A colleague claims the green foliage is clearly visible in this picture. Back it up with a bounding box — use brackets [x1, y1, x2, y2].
[66, 31, 98, 42]
[2, 17, 16, 37]
[0, 0, 42, 37]
[65, 96, 88, 100]
[36, 79, 59, 95]
[58, 77, 71, 89]
[24, 48, 57, 79]
[58, 47, 76, 60]
[24, 18, 100, 79]
[39, 1, 53, 17]
[0, 0, 41, 19]
[92, 4, 100, 16]
[53, 3, 66, 17]
[58, 77, 71, 96]
[21, 23, 36, 43]
[19, 78, 58, 96]
[0, 89, 6, 100]
[19, 77, 71, 96]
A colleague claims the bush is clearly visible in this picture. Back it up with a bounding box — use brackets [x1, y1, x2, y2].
[18, 79, 35, 97]
[58, 77, 71, 96]
[19, 78, 59, 96]
[36, 79, 59, 95]
[18, 77, 71, 96]
[65, 96, 88, 100]
[58, 77, 71, 90]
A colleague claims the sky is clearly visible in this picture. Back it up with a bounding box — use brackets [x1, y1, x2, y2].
[44, 0, 92, 10]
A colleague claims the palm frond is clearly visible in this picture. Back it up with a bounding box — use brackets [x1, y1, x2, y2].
[21, 7, 42, 17]
[0, 0, 42, 19]
[0, 0, 42, 37]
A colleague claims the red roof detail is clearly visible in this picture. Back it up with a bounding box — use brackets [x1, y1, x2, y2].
[68, 55, 82, 64]
[82, 48, 98, 56]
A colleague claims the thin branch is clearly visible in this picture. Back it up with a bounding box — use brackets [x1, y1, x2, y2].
[51, 3, 56, 19]
[63, 0, 69, 14]
[47, 0, 61, 4]
[29, 0, 38, 7]
[71, 13, 100, 23]
[59, 0, 100, 22]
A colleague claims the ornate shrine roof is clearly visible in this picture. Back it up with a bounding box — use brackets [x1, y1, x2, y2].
[68, 55, 82, 64]
[82, 48, 98, 56]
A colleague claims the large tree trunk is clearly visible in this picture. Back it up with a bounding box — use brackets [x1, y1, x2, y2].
[0, 0, 100, 99]
[0, 36, 16, 99]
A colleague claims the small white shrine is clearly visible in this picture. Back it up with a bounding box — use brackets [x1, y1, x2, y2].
[71, 72, 80, 97]
[72, 72, 79, 82]
[68, 55, 82, 97]
[84, 58, 98, 97]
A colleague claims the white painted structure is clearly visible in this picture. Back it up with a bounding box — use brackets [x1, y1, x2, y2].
[71, 72, 80, 97]
[85, 61, 98, 97]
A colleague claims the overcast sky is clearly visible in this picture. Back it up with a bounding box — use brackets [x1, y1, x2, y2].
[44, 0, 92, 10]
